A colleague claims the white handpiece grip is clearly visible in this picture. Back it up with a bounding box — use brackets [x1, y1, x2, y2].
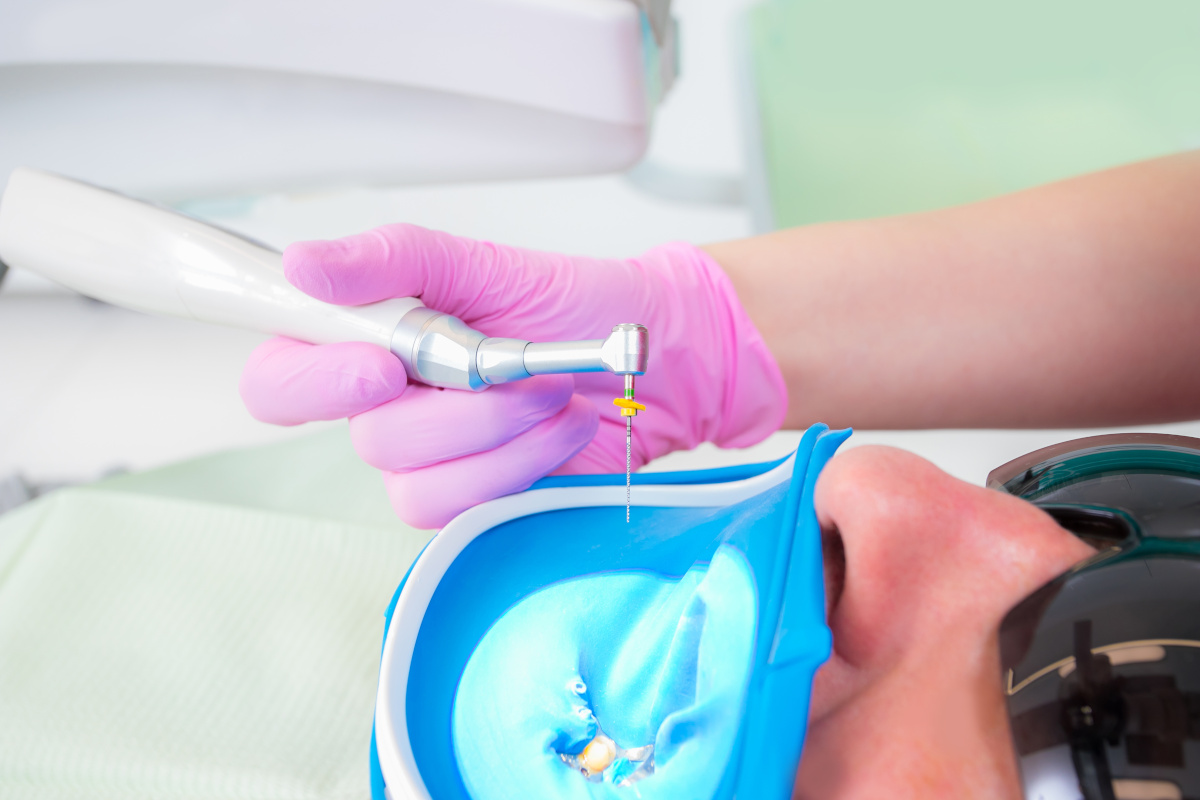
[0, 168, 421, 349]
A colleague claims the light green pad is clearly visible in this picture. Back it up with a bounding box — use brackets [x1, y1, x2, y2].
[748, 0, 1200, 227]
[0, 428, 430, 799]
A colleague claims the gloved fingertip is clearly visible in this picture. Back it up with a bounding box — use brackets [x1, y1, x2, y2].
[282, 240, 341, 301]
[556, 394, 602, 453]
[284, 231, 401, 305]
[508, 395, 601, 477]
[500, 374, 576, 428]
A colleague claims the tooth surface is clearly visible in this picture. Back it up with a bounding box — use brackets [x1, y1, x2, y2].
[579, 734, 617, 776]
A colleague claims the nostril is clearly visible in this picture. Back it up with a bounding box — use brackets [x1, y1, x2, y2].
[822, 528, 847, 619]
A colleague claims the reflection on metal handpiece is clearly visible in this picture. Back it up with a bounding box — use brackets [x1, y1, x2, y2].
[390, 312, 650, 392]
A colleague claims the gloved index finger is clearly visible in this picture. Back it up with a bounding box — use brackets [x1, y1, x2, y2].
[282, 224, 600, 330]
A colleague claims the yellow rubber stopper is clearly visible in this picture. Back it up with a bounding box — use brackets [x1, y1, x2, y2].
[613, 397, 646, 413]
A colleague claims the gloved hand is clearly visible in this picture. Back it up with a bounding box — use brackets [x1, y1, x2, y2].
[239, 225, 786, 528]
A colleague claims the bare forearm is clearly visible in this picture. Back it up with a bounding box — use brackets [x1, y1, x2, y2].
[706, 152, 1200, 430]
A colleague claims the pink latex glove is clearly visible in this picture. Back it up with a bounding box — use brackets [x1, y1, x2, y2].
[239, 226, 786, 528]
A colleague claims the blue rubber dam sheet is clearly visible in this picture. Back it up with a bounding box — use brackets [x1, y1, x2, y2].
[391, 425, 850, 800]
[453, 544, 756, 798]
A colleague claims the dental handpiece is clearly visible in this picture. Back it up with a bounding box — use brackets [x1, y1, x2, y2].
[0, 168, 649, 392]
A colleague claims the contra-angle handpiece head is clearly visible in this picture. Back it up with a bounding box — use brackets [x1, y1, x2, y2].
[0, 168, 649, 393]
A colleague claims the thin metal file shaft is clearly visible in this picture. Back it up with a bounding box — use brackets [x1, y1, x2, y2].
[626, 415, 632, 523]
[613, 372, 643, 524]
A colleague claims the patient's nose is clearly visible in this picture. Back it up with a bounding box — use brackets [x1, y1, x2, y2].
[795, 446, 1095, 797]
[813, 445, 1094, 672]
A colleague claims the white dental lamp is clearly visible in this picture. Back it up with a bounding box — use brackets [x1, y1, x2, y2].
[0, 0, 677, 201]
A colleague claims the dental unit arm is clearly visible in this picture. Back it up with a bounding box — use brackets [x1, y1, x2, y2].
[0, 168, 649, 395]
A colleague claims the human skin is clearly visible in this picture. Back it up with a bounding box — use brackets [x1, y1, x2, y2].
[707, 150, 1200, 430]
[797, 445, 1096, 798]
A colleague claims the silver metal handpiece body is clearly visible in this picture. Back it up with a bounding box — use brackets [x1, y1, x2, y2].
[392, 309, 648, 391]
[0, 168, 649, 391]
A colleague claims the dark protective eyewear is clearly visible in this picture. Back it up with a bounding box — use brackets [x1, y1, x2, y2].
[992, 434, 1200, 800]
